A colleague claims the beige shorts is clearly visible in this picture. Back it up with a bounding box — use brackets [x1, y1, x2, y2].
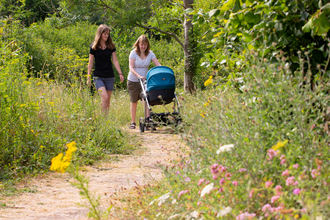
[127, 80, 142, 103]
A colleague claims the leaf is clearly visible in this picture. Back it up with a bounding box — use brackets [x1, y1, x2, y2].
[185, 8, 194, 14]
[302, 17, 313, 33]
[242, 32, 253, 42]
[221, 0, 236, 12]
[244, 11, 255, 23]
[321, 3, 330, 14]
[274, 22, 283, 31]
[209, 9, 220, 18]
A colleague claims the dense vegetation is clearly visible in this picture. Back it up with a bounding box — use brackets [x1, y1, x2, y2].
[1, 0, 330, 219]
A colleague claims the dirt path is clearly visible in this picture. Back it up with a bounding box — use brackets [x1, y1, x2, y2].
[0, 128, 183, 220]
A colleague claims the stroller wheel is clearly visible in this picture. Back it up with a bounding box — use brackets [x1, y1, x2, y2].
[139, 118, 145, 132]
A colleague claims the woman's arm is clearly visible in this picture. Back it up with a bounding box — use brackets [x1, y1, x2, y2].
[152, 57, 161, 66]
[112, 52, 124, 83]
[129, 57, 145, 80]
[87, 54, 94, 86]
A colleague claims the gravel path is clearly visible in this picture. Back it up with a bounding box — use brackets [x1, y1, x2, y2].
[0, 128, 183, 220]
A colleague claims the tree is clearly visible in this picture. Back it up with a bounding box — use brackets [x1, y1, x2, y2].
[59, 0, 199, 93]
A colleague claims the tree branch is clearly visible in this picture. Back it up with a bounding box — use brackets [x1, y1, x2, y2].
[98, 0, 117, 13]
[135, 23, 184, 48]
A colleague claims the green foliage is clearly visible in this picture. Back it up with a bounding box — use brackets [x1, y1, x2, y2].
[116, 47, 330, 219]
[0, 19, 137, 183]
[194, 0, 330, 81]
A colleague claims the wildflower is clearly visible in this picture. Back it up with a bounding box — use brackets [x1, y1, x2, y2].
[200, 183, 214, 197]
[219, 178, 225, 185]
[216, 144, 234, 154]
[262, 204, 273, 217]
[249, 190, 254, 198]
[200, 113, 206, 118]
[50, 141, 77, 173]
[188, 211, 199, 218]
[198, 178, 205, 186]
[157, 192, 171, 206]
[281, 169, 290, 176]
[271, 195, 280, 203]
[225, 173, 232, 178]
[272, 140, 288, 151]
[293, 164, 299, 169]
[293, 188, 301, 195]
[239, 168, 247, 172]
[219, 187, 224, 193]
[311, 169, 320, 179]
[236, 212, 256, 220]
[204, 76, 213, 87]
[232, 181, 238, 186]
[280, 158, 287, 165]
[178, 190, 188, 200]
[286, 176, 295, 186]
[265, 181, 273, 188]
[217, 207, 232, 217]
[210, 164, 219, 175]
[267, 149, 278, 160]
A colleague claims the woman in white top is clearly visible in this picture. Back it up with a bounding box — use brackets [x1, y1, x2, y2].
[127, 35, 161, 129]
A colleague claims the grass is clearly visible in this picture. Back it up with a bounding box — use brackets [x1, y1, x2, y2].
[112, 51, 330, 220]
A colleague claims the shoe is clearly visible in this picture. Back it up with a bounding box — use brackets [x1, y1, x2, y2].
[129, 122, 136, 129]
[146, 126, 156, 131]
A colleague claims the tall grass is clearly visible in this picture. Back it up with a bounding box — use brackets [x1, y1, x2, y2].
[0, 18, 137, 184]
[115, 48, 330, 219]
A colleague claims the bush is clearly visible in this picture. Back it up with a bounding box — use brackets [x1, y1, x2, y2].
[117, 48, 330, 219]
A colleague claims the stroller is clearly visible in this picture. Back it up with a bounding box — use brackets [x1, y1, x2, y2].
[138, 66, 181, 132]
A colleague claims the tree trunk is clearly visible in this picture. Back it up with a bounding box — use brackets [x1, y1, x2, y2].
[183, 0, 195, 93]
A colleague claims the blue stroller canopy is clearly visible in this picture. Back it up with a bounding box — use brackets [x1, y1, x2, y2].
[146, 66, 175, 92]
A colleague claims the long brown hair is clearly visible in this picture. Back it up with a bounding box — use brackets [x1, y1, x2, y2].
[133, 35, 150, 56]
[92, 24, 115, 50]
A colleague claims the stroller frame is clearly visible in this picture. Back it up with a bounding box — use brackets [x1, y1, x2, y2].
[138, 77, 181, 132]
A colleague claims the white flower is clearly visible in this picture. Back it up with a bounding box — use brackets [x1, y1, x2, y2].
[190, 211, 199, 218]
[200, 183, 214, 198]
[216, 144, 234, 154]
[172, 199, 177, 204]
[216, 207, 232, 217]
[168, 214, 181, 219]
[158, 192, 171, 206]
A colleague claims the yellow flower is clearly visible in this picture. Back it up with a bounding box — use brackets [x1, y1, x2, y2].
[50, 142, 77, 173]
[48, 102, 54, 106]
[272, 140, 288, 151]
[204, 76, 213, 87]
[200, 113, 206, 118]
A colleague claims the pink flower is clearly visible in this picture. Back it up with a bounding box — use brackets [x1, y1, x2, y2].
[219, 178, 225, 185]
[292, 181, 299, 186]
[262, 204, 273, 217]
[280, 159, 286, 165]
[213, 175, 218, 180]
[178, 190, 188, 200]
[293, 164, 299, 169]
[205, 180, 210, 184]
[232, 181, 238, 186]
[239, 168, 247, 172]
[265, 181, 273, 188]
[293, 188, 301, 195]
[281, 169, 290, 176]
[286, 176, 295, 186]
[198, 178, 205, 186]
[236, 212, 256, 220]
[249, 190, 254, 198]
[225, 173, 232, 178]
[219, 187, 224, 193]
[271, 195, 280, 203]
[210, 164, 219, 175]
[267, 149, 278, 160]
[220, 166, 227, 172]
[275, 185, 282, 191]
[311, 169, 320, 178]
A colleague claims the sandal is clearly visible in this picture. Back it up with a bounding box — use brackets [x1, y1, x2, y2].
[129, 122, 136, 129]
